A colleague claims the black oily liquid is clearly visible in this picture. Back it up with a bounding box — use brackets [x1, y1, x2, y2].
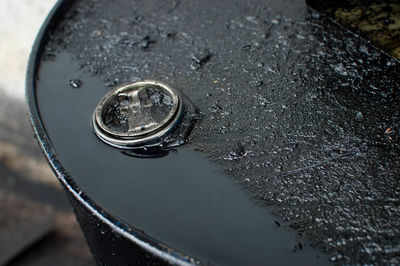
[36, 52, 328, 265]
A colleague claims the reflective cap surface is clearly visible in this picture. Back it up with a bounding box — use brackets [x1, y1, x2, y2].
[93, 81, 182, 148]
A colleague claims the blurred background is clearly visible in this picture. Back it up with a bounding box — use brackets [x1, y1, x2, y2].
[0, 1, 94, 265]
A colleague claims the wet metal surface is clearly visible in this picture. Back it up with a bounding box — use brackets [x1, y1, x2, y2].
[37, 54, 327, 265]
[34, 0, 399, 264]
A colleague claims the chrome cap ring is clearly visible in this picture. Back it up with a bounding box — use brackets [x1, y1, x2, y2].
[93, 81, 182, 149]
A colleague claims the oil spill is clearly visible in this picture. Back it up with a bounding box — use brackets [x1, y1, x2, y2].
[36, 53, 327, 265]
[69, 78, 82, 88]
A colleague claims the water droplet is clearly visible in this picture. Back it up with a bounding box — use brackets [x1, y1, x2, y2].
[224, 141, 246, 160]
[69, 79, 81, 88]
[271, 19, 279, 25]
[245, 16, 258, 24]
[104, 78, 119, 87]
[190, 50, 213, 70]
[211, 102, 223, 113]
[139, 36, 156, 50]
[311, 12, 320, 19]
[91, 30, 102, 37]
[386, 60, 396, 66]
[166, 32, 176, 38]
[252, 42, 261, 49]
[250, 80, 263, 87]
[355, 111, 364, 121]
[331, 63, 348, 76]
[330, 252, 344, 262]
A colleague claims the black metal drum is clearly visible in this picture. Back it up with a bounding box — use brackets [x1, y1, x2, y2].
[27, 0, 399, 265]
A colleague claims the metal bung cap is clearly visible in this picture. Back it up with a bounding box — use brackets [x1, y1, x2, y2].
[93, 81, 183, 149]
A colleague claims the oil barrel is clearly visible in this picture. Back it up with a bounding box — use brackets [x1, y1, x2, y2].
[27, 0, 400, 265]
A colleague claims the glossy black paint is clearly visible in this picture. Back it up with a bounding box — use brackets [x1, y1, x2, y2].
[66, 192, 169, 266]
